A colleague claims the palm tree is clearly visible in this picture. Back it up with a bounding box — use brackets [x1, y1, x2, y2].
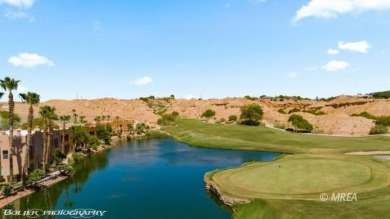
[72, 109, 77, 123]
[94, 116, 101, 124]
[59, 115, 71, 153]
[0, 92, 3, 180]
[0, 77, 20, 183]
[79, 115, 86, 124]
[46, 107, 57, 169]
[39, 106, 57, 173]
[19, 92, 40, 189]
[116, 116, 120, 132]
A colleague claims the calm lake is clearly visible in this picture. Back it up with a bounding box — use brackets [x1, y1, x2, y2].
[4, 139, 281, 219]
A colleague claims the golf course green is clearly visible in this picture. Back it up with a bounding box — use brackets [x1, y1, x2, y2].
[164, 119, 390, 218]
[208, 154, 390, 200]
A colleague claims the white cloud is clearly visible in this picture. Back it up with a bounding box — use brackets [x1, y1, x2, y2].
[322, 60, 350, 72]
[17, 85, 28, 93]
[327, 49, 339, 55]
[133, 76, 153, 85]
[338, 41, 371, 53]
[293, 0, 390, 22]
[4, 9, 34, 22]
[0, 0, 36, 8]
[287, 72, 298, 78]
[8, 53, 55, 68]
[305, 66, 318, 71]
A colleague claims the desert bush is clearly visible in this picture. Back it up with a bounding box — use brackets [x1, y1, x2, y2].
[369, 125, 388, 135]
[278, 109, 287, 114]
[288, 108, 301, 114]
[375, 116, 390, 126]
[202, 109, 216, 119]
[228, 115, 238, 121]
[288, 114, 313, 132]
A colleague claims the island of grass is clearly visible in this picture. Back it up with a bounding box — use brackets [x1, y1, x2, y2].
[164, 119, 390, 218]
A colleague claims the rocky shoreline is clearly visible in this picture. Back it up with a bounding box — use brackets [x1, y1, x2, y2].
[204, 173, 251, 207]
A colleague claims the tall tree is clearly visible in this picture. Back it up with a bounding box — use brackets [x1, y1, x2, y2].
[0, 77, 20, 183]
[19, 92, 40, 189]
[72, 109, 78, 123]
[79, 115, 86, 124]
[0, 92, 3, 180]
[59, 115, 71, 153]
[46, 107, 58, 169]
[240, 104, 264, 126]
[39, 106, 57, 173]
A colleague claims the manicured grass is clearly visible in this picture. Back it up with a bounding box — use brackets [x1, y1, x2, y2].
[211, 154, 390, 200]
[164, 119, 390, 219]
[164, 119, 390, 154]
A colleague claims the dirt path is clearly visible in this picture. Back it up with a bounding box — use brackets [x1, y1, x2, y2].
[346, 151, 390, 156]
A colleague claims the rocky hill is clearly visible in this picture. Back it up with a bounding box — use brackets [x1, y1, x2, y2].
[6, 95, 390, 136]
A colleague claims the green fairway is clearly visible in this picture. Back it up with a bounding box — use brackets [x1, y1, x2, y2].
[210, 154, 390, 200]
[163, 119, 390, 218]
[164, 119, 390, 154]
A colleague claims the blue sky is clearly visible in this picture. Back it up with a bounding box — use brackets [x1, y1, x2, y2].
[1, 0, 390, 101]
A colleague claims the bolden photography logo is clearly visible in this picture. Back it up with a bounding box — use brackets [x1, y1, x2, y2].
[2, 209, 107, 218]
[320, 193, 358, 202]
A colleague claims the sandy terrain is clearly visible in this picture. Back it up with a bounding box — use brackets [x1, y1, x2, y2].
[4, 95, 389, 136]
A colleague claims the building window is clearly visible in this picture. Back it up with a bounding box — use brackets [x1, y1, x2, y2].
[2, 150, 9, 159]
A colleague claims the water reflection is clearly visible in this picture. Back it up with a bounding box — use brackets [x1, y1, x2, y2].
[3, 139, 280, 219]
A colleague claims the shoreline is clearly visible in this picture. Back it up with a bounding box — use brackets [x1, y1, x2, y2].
[0, 175, 68, 208]
[0, 135, 158, 209]
[204, 172, 251, 207]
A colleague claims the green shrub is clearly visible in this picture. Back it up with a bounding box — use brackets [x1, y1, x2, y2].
[27, 169, 45, 186]
[158, 113, 176, 126]
[52, 149, 66, 166]
[171, 111, 179, 117]
[375, 116, 390, 126]
[0, 184, 14, 195]
[351, 112, 376, 120]
[288, 114, 313, 132]
[58, 164, 75, 175]
[239, 104, 263, 126]
[144, 131, 170, 139]
[278, 109, 287, 114]
[303, 109, 326, 115]
[72, 153, 84, 163]
[351, 112, 390, 126]
[369, 125, 388, 135]
[202, 109, 216, 119]
[372, 91, 390, 99]
[244, 95, 257, 101]
[288, 108, 301, 114]
[228, 115, 238, 121]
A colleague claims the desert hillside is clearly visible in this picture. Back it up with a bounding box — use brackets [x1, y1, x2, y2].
[5, 95, 390, 136]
